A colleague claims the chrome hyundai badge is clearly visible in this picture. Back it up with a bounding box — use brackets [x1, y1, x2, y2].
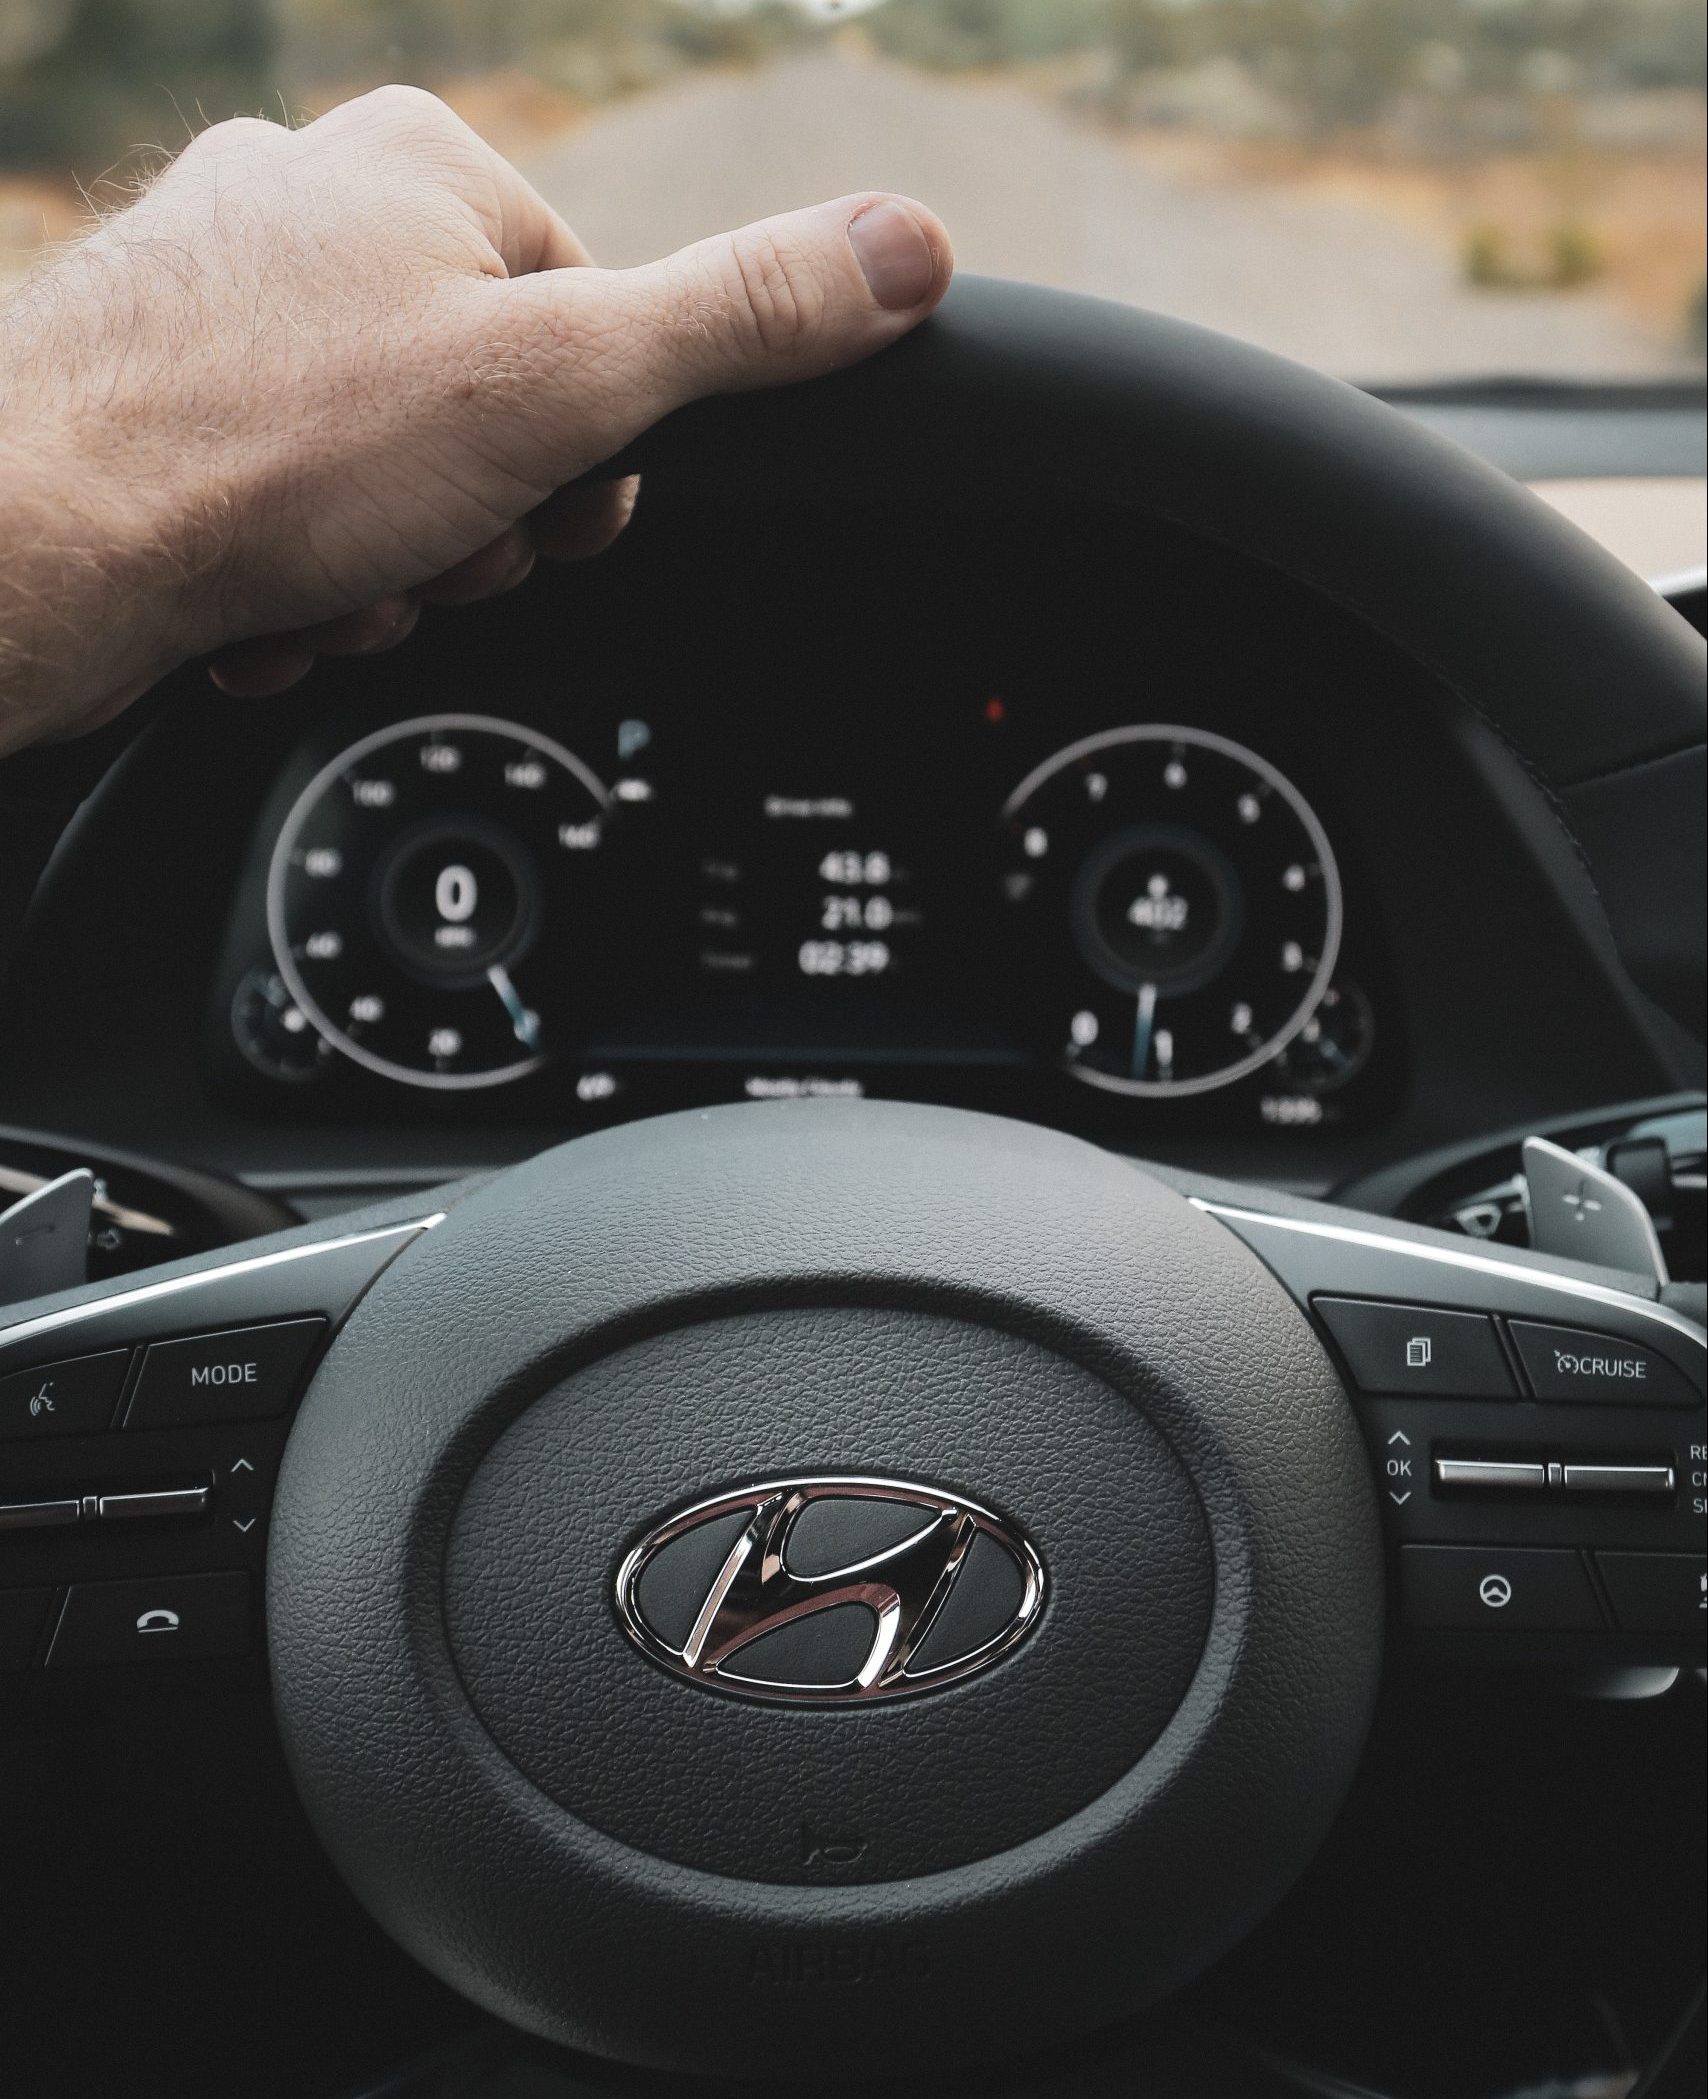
[614, 1476, 1045, 1705]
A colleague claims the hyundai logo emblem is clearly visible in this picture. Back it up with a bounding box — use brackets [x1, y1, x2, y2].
[614, 1476, 1045, 1705]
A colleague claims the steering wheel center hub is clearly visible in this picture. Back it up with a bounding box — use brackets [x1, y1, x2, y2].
[269, 1100, 1381, 2071]
[443, 1300, 1212, 1883]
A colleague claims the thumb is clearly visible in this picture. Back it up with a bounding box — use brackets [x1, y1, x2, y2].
[505, 193, 952, 466]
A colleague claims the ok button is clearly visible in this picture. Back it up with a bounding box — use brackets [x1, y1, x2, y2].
[125, 1318, 325, 1429]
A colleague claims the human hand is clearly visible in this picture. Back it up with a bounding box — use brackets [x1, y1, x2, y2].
[0, 85, 951, 755]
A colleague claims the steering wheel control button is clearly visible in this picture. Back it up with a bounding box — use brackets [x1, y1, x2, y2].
[0, 1494, 83, 1533]
[1506, 1320, 1699, 1407]
[45, 1571, 251, 1667]
[1313, 1299, 1517, 1398]
[123, 1318, 324, 1430]
[0, 1348, 129, 1440]
[1432, 1457, 1547, 1496]
[0, 1587, 55, 1670]
[94, 1484, 212, 1523]
[1594, 1553, 1708, 1638]
[1400, 1544, 1605, 1631]
[1560, 1461, 1675, 1498]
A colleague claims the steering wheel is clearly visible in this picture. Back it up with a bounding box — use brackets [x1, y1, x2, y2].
[2, 279, 1702, 2081]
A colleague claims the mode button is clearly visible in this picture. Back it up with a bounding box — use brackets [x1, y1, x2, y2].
[125, 1318, 325, 1430]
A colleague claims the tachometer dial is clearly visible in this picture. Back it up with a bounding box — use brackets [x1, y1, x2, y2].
[267, 714, 609, 1089]
[1001, 725, 1341, 1097]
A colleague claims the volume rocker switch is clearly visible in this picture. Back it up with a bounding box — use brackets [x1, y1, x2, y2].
[1560, 1463, 1675, 1498]
[1434, 1458, 1547, 1494]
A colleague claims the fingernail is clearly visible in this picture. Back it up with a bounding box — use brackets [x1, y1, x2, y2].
[848, 202, 936, 311]
[358, 596, 414, 650]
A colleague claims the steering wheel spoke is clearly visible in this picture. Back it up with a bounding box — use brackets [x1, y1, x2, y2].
[1190, 1182, 1706, 1667]
[0, 1208, 440, 1674]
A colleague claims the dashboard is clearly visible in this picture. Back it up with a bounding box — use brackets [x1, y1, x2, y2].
[1, 382, 1704, 2099]
[2, 486, 1694, 1199]
[228, 704, 1373, 1126]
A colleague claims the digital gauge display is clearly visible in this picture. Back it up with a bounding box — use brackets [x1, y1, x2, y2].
[239, 698, 1373, 1123]
[266, 714, 610, 1089]
[1000, 725, 1342, 1096]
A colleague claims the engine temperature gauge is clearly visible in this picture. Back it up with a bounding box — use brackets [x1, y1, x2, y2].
[1275, 978, 1375, 1095]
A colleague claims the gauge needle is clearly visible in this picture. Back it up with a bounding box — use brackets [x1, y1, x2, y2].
[1131, 982, 1157, 1081]
[487, 963, 541, 1052]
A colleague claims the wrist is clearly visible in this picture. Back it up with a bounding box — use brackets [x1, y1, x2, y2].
[0, 267, 228, 756]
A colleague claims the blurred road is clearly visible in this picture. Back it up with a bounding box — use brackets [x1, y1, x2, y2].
[524, 49, 1679, 381]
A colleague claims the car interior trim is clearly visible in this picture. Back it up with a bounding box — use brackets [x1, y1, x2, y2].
[0, 1215, 442, 1357]
[1192, 1197, 1707, 1356]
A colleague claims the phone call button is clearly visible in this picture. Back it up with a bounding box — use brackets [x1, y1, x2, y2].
[46, 1571, 251, 1667]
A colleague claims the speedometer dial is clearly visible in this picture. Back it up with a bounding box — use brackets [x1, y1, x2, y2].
[267, 714, 609, 1090]
[1000, 725, 1341, 1097]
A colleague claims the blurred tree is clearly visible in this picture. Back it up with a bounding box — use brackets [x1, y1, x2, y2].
[3, 0, 1704, 178]
[0, 0, 274, 173]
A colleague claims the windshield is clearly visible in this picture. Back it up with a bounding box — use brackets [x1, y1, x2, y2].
[1, 1, 1703, 385]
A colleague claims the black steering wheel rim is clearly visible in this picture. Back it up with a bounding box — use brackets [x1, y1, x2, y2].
[615, 274, 1707, 1042]
[5, 276, 1699, 2093]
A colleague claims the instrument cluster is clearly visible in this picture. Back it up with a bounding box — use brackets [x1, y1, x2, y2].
[215, 687, 1392, 1136]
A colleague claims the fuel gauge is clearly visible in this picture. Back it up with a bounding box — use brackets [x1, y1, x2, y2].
[232, 966, 332, 1084]
[1274, 977, 1374, 1095]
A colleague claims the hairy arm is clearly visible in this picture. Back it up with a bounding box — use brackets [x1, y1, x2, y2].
[0, 85, 951, 759]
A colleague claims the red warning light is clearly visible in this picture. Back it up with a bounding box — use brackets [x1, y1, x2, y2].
[983, 697, 1007, 724]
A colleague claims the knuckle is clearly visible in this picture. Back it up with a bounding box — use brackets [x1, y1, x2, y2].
[354, 82, 460, 136]
[182, 114, 281, 162]
[728, 231, 819, 356]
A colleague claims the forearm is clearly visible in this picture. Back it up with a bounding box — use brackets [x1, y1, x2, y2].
[0, 264, 209, 760]
[0, 89, 948, 982]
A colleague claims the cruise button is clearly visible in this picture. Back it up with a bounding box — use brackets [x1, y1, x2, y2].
[124, 1318, 324, 1430]
[1314, 1299, 1517, 1398]
[1507, 1321, 1699, 1406]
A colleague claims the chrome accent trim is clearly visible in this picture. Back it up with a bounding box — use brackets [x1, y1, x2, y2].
[1191, 1199, 1707, 1359]
[1561, 1463, 1676, 1496]
[1651, 562, 1707, 601]
[96, 1485, 213, 1522]
[0, 1216, 443, 1357]
[1434, 1458, 1547, 1493]
[615, 1475, 1045, 1707]
[0, 1496, 82, 1532]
